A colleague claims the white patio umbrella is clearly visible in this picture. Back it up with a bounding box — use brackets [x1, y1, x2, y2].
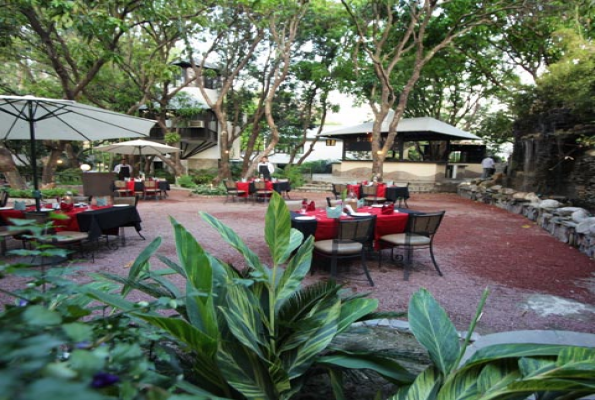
[0, 95, 156, 211]
[93, 139, 181, 175]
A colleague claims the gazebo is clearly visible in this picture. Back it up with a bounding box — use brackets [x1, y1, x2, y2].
[322, 114, 484, 183]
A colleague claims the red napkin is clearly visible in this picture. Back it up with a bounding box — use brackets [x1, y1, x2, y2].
[381, 204, 394, 215]
[306, 201, 316, 211]
[60, 202, 74, 212]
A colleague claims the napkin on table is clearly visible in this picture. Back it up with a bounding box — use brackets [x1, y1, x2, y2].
[60, 202, 74, 212]
[306, 201, 316, 211]
[381, 204, 394, 215]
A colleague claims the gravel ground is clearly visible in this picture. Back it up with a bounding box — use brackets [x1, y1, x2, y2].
[2, 189, 594, 335]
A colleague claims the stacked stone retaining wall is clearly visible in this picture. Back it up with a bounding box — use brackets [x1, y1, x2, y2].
[458, 180, 595, 259]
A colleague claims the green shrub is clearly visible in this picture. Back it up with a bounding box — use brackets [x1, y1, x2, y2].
[187, 168, 218, 185]
[8, 188, 79, 199]
[154, 169, 175, 183]
[176, 174, 197, 188]
[191, 183, 226, 196]
[274, 165, 305, 188]
[89, 193, 402, 399]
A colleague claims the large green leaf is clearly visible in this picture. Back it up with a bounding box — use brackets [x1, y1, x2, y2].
[200, 211, 267, 276]
[317, 351, 416, 384]
[122, 236, 162, 296]
[285, 297, 342, 379]
[409, 289, 461, 376]
[171, 217, 218, 338]
[465, 344, 578, 368]
[274, 235, 314, 309]
[476, 361, 522, 394]
[219, 284, 266, 360]
[437, 364, 480, 400]
[265, 191, 292, 266]
[387, 366, 441, 400]
[141, 315, 217, 358]
[336, 297, 379, 334]
[217, 340, 280, 399]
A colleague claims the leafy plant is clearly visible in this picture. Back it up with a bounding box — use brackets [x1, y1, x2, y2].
[275, 165, 305, 189]
[176, 175, 197, 189]
[87, 192, 402, 399]
[388, 288, 595, 400]
[0, 248, 179, 399]
[191, 183, 226, 196]
[8, 188, 79, 199]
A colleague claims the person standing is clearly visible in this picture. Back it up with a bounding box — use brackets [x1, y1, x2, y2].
[481, 155, 495, 179]
[257, 156, 275, 180]
[114, 158, 132, 180]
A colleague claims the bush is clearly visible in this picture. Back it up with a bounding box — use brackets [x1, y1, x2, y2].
[187, 168, 218, 185]
[154, 169, 175, 183]
[274, 165, 306, 188]
[191, 183, 226, 196]
[176, 174, 197, 189]
[8, 188, 79, 199]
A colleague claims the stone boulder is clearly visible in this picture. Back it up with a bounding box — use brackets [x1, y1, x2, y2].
[576, 217, 595, 235]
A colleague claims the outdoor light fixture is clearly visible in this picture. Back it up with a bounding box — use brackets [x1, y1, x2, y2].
[80, 163, 91, 172]
[325, 139, 336, 146]
[366, 132, 373, 142]
[57, 159, 63, 164]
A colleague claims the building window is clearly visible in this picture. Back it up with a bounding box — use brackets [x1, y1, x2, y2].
[325, 139, 337, 146]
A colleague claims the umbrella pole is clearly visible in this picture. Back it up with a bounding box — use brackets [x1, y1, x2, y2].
[28, 101, 41, 212]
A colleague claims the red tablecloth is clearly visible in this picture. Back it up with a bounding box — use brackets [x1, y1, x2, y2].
[0, 205, 111, 232]
[236, 180, 273, 197]
[298, 206, 408, 247]
[347, 183, 387, 199]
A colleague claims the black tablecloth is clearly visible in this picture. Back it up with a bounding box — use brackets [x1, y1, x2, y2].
[273, 181, 291, 194]
[76, 206, 142, 241]
[385, 187, 410, 203]
[290, 211, 317, 241]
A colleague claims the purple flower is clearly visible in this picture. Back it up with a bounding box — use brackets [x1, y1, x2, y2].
[18, 299, 28, 307]
[91, 372, 120, 388]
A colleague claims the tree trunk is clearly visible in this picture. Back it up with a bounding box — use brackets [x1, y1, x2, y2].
[0, 146, 27, 189]
[41, 141, 65, 184]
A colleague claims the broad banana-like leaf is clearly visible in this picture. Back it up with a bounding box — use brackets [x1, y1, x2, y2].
[437, 364, 480, 400]
[156, 253, 187, 277]
[317, 351, 415, 384]
[277, 280, 342, 327]
[274, 235, 314, 310]
[217, 340, 282, 399]
[285, 298, 342, 379]
[171, 217, 218, 338]
[557, 346, 595, 367]
[141, 315, 217, 357]
[465, 344, 579, 369]
[477, 361, 522, 394]
[336, 297, 379, 334]
[121, 236, 161, 296]
[219, 284, 266, 360]
[200, 211, 268, 277]
[265, 192, 293, 266]
[409, 288, 460, 376]
[174, 379, 235, 400]
[519, 357, 557, 378]
[328, 367, 346, 400]
[387, 366, 441, 400]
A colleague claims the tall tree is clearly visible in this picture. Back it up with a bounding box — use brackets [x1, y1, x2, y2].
[339, 0, 526, 177]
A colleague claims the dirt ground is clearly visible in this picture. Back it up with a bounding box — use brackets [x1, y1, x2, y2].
[2, 189, 594, 335]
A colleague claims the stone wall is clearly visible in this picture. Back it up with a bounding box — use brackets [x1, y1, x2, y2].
[458, 180, 595, 258]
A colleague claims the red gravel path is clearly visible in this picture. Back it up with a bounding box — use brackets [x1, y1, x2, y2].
[1, 190, 594, 334]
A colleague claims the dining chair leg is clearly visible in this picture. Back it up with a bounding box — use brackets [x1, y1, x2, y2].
[429, 245, 443, 276]
[360, 252, 374, 286]
[330, 256, 338, 280]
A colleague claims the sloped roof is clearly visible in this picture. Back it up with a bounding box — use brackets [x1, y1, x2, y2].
[323, 115, 480, 140]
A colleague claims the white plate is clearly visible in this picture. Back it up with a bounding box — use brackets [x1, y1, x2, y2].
[351, 212, 371, 216]
[295, 216, 316, 220]
[0, 206, 13, 210]
[371, 204, 384, 208]
[113, 204, 130, 207]
[40, 208, 54, 212]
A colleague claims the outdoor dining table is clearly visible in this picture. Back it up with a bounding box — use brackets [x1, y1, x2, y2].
[120, 180, 170, 197]
[0, 204, 142, 242]
[346, 183, 387, 199]
[236, 180, 274, 198]
[290, 205, 410, 248]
